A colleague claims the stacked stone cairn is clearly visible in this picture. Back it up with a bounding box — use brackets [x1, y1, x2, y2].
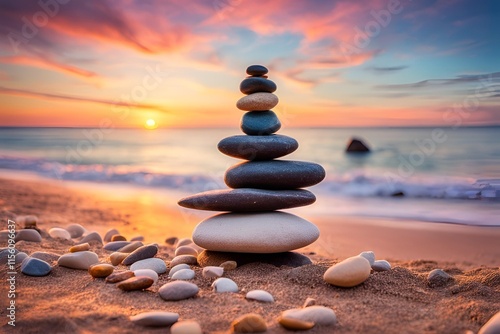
[178, 65, 326, 267]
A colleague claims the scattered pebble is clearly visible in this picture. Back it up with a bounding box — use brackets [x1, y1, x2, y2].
[23, 215, 38, 228]
[130, 258, 167, 274]
[117, 276, 154, 291]
[118, 241, 144, 253]
[171, 268, 195, 280]
[130, 311, 179, 327]
[70, 243, 90, 253]
[105, 270, 134, 283]
[89, 263, 114, 278]
[212, 277, 238, 293]
[220, 260, 237, 271]
[15, 229, 42, 243]
[48, 227, 72, 240]
[231, 313, 267, 333]
[169, 264, 191, 278]
[170, 255, 197, 267]
[302, 297, 316, 308]
[278, 316, 315, 330]
[109, 252, 128, 266]
[15, 252, 28, 264]
[175, 245, 198, 257]
[323, 256, 371, 287]
[104, 228, 119, 242]
[122, 244, 158, 265]
[159, 281, 199, 301]
[30, 251, 60, 263]
[170, 320, 202, 334]
[165, 237, 178, 245]
[130, 235, 144, 242]
[427, 269, 452, 287]
[58, 251, 99, 270]
[359, 251, 376, 266]
[246, 290, 274, 303]
[372, 260, 391, 272]
[176, 238, 192, 248]
[202, 266, 224, 278]
[281, 306, 337, 326]
[21, 257, 51, 276]
[79, 232, 102, 245]
[479, 311, 500, 334]
[133, 269, 158, 284]
[103, 241, 130, 251]
[65, 224, 85, 238]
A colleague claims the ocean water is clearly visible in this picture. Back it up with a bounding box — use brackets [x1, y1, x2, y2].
[0, 126, 499, 226]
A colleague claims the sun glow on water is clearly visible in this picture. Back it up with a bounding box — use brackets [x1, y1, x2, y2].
[144, 119, 157, 130]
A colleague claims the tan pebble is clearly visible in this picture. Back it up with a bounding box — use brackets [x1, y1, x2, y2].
[231, 313, 267, 333]
[278, 316, 315, 330]
[302, 297, 316, 308]
[24, 215, 38, 228]
[323, 256, 371, 288]
[109, 252, 128, 266]
[111, 234, 127, 242]
[118, 241, 144, 253]
[175, 246, 198, 257]
[165, 236, 178, 245]
[220, 260, 237, 271]
[70, 243, 90, 253]
[105, 270, 135, 283]
[170, 255, 197, 267]
[236, 92, 278, 111]
[89, 263, 114, 278]
[117, 276, 153, 291]
[171, 320, 202, 334]
[176, 238, 192, 248]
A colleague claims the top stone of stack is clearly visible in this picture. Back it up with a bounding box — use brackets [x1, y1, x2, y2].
[246, 65, 268, 76]
[237, 65, 279, 112]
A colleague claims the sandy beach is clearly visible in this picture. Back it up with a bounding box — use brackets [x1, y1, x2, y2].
[1, 175, 499, 333]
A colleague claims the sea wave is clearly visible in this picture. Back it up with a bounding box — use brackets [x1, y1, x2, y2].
[1, 155, 498, 200]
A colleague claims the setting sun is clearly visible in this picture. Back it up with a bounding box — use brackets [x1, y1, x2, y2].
[144, 118, 157, 130]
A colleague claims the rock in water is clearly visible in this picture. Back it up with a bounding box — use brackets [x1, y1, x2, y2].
[225, 160, 325, 189]
[346, 137, 370, 153]
[479, 311, 500, 334]
[117, 276, 154, 291]
[58, 251, 99, 270]
[159, 281, 199, 301]
[241, 110, 281, 135]
[323, 256, 371, 287]
[231, 313, 267, 333]
[21, 257, 51, 276]
[198, 250, 312, 267]
[218, 135, 298, 161]
[130, 311, 179, 327]
[246, 65, 268, 76]
[171, 320, 203, 334]
[178, 188, 316, 212]
[240, 77, 277, 95]
[122, 244, 158, 265]
[193, 212, 319, 253]
[236, 92, 278, 111]
[246, 290, 274, 303]
[281, 306, 336, 326]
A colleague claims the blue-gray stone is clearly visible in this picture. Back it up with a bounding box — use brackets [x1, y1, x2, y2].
[240, 77, 276, 95]
[241, 111, 281, 135]
[218, 135, 298, 161]
[178, 188, 315, 212]
[21, 257, 52, 276]
[225, 160, 326, 189]
[103, 241, 130, 251]
[246, 65, 268, 76]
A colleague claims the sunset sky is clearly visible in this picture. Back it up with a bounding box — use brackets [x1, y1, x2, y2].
[0, 0, 498, 128]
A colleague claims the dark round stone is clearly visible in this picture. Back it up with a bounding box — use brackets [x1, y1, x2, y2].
[346, 137, 370, 153]
[240, 77, 277, 95]
[178, 188, 316, 212]
[197, 250, 312, 267]
[218, 135, 298, 160]
[241, 111, 281, 135]
[225, 160, 326, 190]
[246, 65, 268, 76]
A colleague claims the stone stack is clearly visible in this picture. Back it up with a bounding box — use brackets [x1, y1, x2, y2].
[178, 65, 326, 267]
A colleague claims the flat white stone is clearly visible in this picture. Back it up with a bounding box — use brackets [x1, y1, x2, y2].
[57, 251, 99, 270]
[202, 266, 224, 278]
[168, 264, 191, 278]
[171, 268, 195, 280]
[246, 290, 274, 303]
[359, 251, 375, 265]
[130, 311, 179, 327]
[130, 258, 167, 274]
[193, 212, 320, 253]
[133, 269, 159, 284]
[49, 228, 72, 240]
[212, 277, 238, 293]
[282, 306, 337, 326]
